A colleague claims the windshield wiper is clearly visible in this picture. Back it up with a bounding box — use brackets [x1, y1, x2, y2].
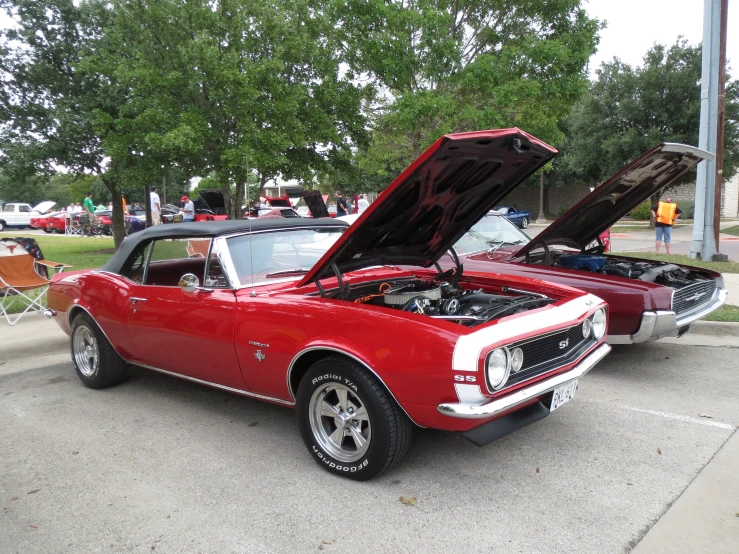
[265, 268, 309, 278]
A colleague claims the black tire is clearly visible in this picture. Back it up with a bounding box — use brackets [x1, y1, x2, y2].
[296, 356, 412, 480]
[43, 228, 52, 233]
[521, 217, 529, 229]
[0, 220, 5, 232]
[70, 313, 128, 389]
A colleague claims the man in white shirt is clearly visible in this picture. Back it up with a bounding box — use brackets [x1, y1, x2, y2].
[358, 194, 369, 213]
[150, 186, 161, 225]
[181, 195, 195, 222]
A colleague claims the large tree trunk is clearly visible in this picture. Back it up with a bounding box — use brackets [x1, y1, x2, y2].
[103, 175, 125, 249]
[144, 182, 152, 227]
[649, 193, 659, 229]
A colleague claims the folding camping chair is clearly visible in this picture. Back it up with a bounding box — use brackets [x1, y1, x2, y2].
[65, 213, 84, 236]
[0, 239, 71, 325]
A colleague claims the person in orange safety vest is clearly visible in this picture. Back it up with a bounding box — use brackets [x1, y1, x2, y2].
[650, 197, 682, 254]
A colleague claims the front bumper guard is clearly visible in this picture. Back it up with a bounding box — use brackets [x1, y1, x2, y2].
[608, 288, 727, 345]
[437, 343, 611, 419]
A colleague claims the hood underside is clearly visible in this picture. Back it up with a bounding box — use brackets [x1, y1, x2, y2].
[514, 143, 713, 259]
[298, 128, 556, 286]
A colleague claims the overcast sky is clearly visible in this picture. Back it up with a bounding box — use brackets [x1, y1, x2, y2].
[585, 0, 737, 75]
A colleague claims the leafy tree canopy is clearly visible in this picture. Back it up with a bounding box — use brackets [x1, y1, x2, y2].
[553, 39, 739, 187]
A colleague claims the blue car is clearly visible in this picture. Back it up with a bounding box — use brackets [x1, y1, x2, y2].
[495, 206, 531, 229]
[124, 209, 147, 235]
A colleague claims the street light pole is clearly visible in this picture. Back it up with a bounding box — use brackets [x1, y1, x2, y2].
[713, 0, 728, 251]
[689, 0, 722, 261]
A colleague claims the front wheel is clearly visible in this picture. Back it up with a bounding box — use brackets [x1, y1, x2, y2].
[296, 356, 412, 480]
[521, 217, 529, 229]
[0, 220, 5, 232]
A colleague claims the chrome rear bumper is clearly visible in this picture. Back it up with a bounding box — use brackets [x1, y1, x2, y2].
[608, 288, 727, 344]
[437, 343, 611, 419]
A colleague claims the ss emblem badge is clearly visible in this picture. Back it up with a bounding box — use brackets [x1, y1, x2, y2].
[559, 339, 569, 350]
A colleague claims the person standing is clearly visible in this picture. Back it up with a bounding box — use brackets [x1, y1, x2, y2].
[651, 197, 682, 254]
[150, 186, 162, 225]
[181, 195, 195, 222]
[336, 191, 348, 217]
[358, 194, 369, 213]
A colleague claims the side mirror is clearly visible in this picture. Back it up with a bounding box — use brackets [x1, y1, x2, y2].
[179, 273, 200, 293]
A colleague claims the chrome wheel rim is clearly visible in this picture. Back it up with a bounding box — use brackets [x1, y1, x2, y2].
[73, 325, 99, 377]
[308, 383, 371, 463]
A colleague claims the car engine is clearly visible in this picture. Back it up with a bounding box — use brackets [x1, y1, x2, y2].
[348, 279, 554, 327]
[552, 253, 712, 288]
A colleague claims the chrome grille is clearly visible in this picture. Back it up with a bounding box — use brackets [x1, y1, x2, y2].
[503, 323, 596, 389]
[672, 280, 716, 315]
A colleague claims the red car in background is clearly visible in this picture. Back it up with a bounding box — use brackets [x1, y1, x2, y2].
[46, 213, 68, 233]
[194, 190, 229, 222]
[32, 211, 62, 232]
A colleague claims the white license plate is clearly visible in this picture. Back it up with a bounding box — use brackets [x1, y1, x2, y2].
[550, 380, 579, 412]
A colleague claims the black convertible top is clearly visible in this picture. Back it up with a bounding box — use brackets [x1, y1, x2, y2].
[100, 218, 347, 275]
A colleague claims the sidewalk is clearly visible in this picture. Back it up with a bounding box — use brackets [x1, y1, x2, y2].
[0, 314, 68, 363]
[631, 430, 739, 554]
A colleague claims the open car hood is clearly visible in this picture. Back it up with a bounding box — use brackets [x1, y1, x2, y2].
[513, 143, 714, 259]
[266, 195, 292, 208]
[32, 201, 56, 213]
[196, 189, 227, 214]
[298, 128, 556, 286]
[301, 190, 330, 218]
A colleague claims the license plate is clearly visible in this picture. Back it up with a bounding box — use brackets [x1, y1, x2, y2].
[550, 380, 579, 412]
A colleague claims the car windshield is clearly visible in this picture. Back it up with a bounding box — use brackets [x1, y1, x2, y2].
[453, 214, 530, 254]
[226, 228, 343, 286]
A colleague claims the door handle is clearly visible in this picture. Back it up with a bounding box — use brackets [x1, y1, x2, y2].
[129, 297, 148, 304]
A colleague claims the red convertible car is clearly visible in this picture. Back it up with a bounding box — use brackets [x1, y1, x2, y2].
[47, 129, 610, 479]
[456, 143, 727, 344]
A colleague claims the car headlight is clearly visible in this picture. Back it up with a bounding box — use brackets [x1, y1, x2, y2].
[582, 318, 592, 339]
[510, 348, 524, 373]
[487, 348, 510, 390]
[591, 308, 606, 340]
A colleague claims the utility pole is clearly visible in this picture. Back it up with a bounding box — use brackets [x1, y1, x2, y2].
[713, 0, 728, 253]
[536, 172, 546, 223]
[690, 0, 722, 261]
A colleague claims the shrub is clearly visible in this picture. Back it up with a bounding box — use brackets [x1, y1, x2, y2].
[630, 201, 651, 220]
[677, 199, 695, 220]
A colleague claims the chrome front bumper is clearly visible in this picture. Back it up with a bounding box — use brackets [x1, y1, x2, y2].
[607, 288, 728, 344]
[437, 343, 611, 419]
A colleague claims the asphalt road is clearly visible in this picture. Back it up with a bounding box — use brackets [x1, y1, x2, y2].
[1, 344, 738, 554]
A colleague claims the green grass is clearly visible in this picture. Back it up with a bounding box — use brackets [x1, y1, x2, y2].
[617, 251, 739, 273]
[722, 225, 739, 237]
[703, 304, 739, 322]
[0, 233, 116, 270]
[611, 225, 652, 233]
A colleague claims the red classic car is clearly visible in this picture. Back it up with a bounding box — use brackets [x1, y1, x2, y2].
[194, 189, 229, 222]
[47, 128, 610, 479]
[46, 212, 68, 233]
[455, 143, 727, 344]
[31, 210, 62, 232]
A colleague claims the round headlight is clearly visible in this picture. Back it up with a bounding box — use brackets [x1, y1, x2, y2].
[591, 308, 606, 340]
[487, 348, 510, 390]
[511, 348, 524, 373]
[582, 318, 592, 339]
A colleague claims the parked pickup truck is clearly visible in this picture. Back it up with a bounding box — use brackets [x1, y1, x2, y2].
[0, 201, 56, 231]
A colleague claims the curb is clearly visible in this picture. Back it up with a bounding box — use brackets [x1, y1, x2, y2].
[689, 320, 739, 337]
[0, 336, 69, 364]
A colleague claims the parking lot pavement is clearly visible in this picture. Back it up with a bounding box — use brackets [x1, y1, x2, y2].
[1, 344, 738, 554]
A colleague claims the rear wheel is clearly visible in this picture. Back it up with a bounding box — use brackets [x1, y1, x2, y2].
[70, 313, 128, 389]
[0, 220, 5, 232]
[296, 356, 412, 480]
[521, 217, 529, 229]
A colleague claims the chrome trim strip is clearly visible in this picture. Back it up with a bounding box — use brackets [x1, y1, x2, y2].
[134, 363, 294, 406]
[437, 343, 611, 419]
[285, 346, 423, 427]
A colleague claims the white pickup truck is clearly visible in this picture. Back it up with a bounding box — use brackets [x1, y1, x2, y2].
[0, 201, 55, 231]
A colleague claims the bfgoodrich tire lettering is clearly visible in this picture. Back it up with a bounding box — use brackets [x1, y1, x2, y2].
[70, 313, 128, 389]
[296, 356, 412, 480]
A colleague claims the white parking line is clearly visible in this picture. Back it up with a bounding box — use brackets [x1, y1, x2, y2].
[623, 406, 736, 431]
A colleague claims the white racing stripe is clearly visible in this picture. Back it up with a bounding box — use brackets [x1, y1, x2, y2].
[452, 293, 603, 372]
[623, 406, 736, 431]
[454, 383, 487, 405]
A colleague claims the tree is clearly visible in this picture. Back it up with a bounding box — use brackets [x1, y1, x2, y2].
[99, 0, 371, 219]
[0, 0, 131, 245]
[554, 40, 739, 189]
[333, 0, 602, 187]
